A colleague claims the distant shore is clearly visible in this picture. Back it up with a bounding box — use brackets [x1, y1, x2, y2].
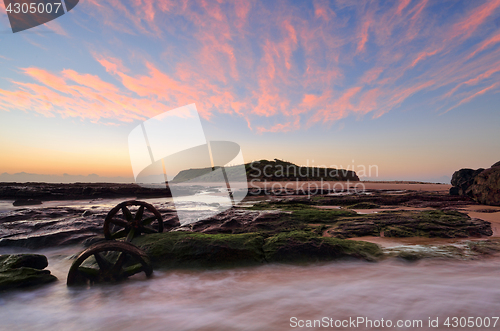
[0, 181, 451, 203]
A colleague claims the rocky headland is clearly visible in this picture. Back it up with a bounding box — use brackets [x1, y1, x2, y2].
[172, 159, 359, 183]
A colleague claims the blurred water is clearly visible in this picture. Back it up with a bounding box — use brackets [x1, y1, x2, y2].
[1, 247, 500, 331]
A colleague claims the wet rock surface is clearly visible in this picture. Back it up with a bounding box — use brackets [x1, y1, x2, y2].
[132, 230, 381, 269]
[0, 254, 57, 291]
[314, 191, 475, 209]
[0, 206, 105, 248]
[0, 201, 179, 249]
[262, 231, 381, 263]
[384, 239, 500, 262]
[156, 195, 492, 243]
[467, 165, 500, 206]
[12, 199, 43, 206]
[450, 168, 484, 196]
[0, 182, 173, 201]
[0, 190, 488, 250]
[327, 210, 492, 239]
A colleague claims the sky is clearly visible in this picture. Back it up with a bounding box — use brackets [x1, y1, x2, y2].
[0, 0, 499, 183]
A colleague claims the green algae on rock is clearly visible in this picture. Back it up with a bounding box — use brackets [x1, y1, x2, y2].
[0, 254, 57, 291]
[132, 232, 266, 269]
[263, 231, 382, 263]
[326, 210, 492, 239]
[291, 209, 357, 222]
[383, 239, 500, 262]
[345, 202, 381, 209]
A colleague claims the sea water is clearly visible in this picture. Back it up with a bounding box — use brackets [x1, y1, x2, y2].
[1, 246, 500, 330]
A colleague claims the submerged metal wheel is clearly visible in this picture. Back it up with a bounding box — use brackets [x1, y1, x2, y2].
[103, 200, 163, 240]
[67, 241, 152, 286]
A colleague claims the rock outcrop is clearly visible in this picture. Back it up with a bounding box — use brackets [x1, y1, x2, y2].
[12, 199, 43, 206]
[466, 163, 500, 206]
[0, 182, 173, 201]
[450, 168, 484, 196]
[132, 231, 382, 269]
[450, 162, 500, 206]
[0, 207, 104, 249]
[0, 254, 57, 291]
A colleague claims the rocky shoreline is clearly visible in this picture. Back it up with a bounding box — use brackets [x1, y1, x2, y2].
[1, 181, 500, 291]
[0, 182, 172, 202]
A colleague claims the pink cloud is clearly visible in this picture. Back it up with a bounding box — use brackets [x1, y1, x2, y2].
[44, 20, 68, 36]
[467, 33, 500, 60]
[308, 87, 362, 125]
[1, 0, 500, 133]
[447, 0, 500, 41]
[411, 48, 440, 67]
[360, 67, 384, 84]
[396, 0, 412, 16]
[314, 0, 335, 22]
[256, 118, 299, 134]
[62, 70, 119, 94]
[356, 16, 372, 54]
[444, 65, 500, 98]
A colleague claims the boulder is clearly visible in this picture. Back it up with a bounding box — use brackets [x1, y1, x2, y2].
[0, 254, 48, 270]
[492, 161, 500, 168]
[467, 166, 500, 206]
[0, 254, 57, 291]
[450, 168, 484, 196]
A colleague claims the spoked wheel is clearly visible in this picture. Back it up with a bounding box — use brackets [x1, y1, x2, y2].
[103, 200, 163, 240]
[67, 241, 153, 286]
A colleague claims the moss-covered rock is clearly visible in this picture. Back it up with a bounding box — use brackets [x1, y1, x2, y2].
[132, 232, 266, 269]
[132, 230, 382, 269]
[0, 254, 48, 270]
[346, 202, 380, 209]
[291, 209, 357, 223]
[466, 240, 500, 255]
[384, 245, 468, 261]
[314, 191, 472, 209]
[263, 231, 382, 263]
[247, 199, 315, 211]
[327, 210, 492, 239]
[0, 254, 57, 291]
[182, 206, 491, 241]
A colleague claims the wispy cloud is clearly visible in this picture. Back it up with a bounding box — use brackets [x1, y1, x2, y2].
[1, 0, 499, 132]
[443, 82, 500, 114]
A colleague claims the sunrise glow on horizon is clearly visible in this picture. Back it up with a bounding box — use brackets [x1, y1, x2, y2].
[0, 0, 499, 182]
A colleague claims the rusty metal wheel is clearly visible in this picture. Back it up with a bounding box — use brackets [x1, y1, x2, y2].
[67, 241, 152, 286]
[103, 200, 163, 240]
